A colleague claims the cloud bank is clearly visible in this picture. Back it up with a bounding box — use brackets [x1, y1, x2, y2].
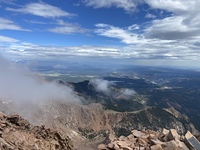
[0, 56, 79, 104]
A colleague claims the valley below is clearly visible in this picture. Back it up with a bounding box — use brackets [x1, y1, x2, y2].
[1, 66, 200, 149]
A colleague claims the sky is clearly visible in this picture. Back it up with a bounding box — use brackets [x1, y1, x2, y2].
[0, 0, 200, 67]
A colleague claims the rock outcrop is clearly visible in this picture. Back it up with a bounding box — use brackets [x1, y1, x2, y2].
[0, 112, 73, 150]
[98, 128, 200, 150]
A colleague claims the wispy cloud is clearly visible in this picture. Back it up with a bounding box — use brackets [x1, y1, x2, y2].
[0, 17, 30, 31]
[83, 0, 140, 13]
[145, 13, 156, 19]
[92, 0, 200, 62]
[95, 23, 146, 44]
[1, 41, 200, 67]
[6, 2, 76, 18]
[0, 35, 19, 43]
[48, 20, 89, 34]
[1, 43, 121, 59]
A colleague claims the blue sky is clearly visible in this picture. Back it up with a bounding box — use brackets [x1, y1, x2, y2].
[1, 0, 200, 67]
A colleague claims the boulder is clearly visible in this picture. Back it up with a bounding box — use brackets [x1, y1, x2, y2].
[107, 143, 114, 149]
[98, 129, 196, 150]
[138, 138, 148, 147]
[131, 130, 145, 138]
[98, 144, 107, 150]
[175, 139, 189, 150]
[127, 134, 137, 143]
[158, 128, 169, 141]
[151, 144, 163, 150]
[119, 135, 128, 141]
[166, 129, 180, 141]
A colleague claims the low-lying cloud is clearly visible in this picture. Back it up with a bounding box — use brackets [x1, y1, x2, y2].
[89, 78, 137, 98]
[121, 88, 136, 97]
[0, 56, 80, 104]
[89, 78, 113, 95]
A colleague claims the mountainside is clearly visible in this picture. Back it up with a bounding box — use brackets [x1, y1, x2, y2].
[19, 101, 197, 149]
[1, 67, 200, 149]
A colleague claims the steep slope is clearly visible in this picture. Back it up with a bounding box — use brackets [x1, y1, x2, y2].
[29, 101, 197, 149]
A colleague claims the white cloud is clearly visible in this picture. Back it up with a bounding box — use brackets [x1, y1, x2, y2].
[128, 24, 140, 30]
[143, 0, 200, 41]
[1, 1, 200, 65]
[122, 89, 136, 97]
[0, 43, 121, 59]
[48, 20, 89, 34]
[1, 41, 200, 67]
[144, 16, 199, 40]
[145, 0, 194, 14]
[6, 2, 76, 18]
[0, 55, 80, 103]
[83, 0, 140, 13]
[145, 13, 156, 19]
[0, 35, 19, 43]
[95, 23, 146, 44]
[92, 0, 200, 62]
[89, 78, 113, 94]
[0, 17, 29, 31]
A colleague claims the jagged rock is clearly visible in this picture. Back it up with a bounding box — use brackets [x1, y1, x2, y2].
[131, 130, 145, 138]
[175, 139, 189, 150]
[115, 140, 132, 148]
[134, 147, 145, 150]
[158, 128, 169, 141]
[137, 137, 148, 147]
[151, 144, 163, 150]
[104, 134, 116, 145]
[0, 113, 73, 150]
[120, 146, 132, 150]
[98, 144, 107, 150]
[118, 135, 127, 141]
[107, 142, 114, 149]
[164, 140, 184, 150]
[127, 134, 137, 143]
[166, 129, 180, 141]
[113, 143, 120, 149]
[99, 128, 199, 150]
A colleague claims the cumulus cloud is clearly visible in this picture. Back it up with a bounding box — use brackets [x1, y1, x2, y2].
[88, 0, 200, 62]
[6, 2, 76, 18]
[0, 55, 80, 104]
[143, 1, 200, 41]
[89, 78, 113, 95]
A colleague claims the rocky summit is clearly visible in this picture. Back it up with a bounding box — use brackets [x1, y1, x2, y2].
[0, 112, 73, 150]
[98, 128, 200, 150]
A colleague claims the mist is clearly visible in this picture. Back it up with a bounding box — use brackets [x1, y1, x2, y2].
[122, 89, 136, 96]
[89, 78, 137, 98]
[89, 78, 113, 95]
[0, 56, 80, 104]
